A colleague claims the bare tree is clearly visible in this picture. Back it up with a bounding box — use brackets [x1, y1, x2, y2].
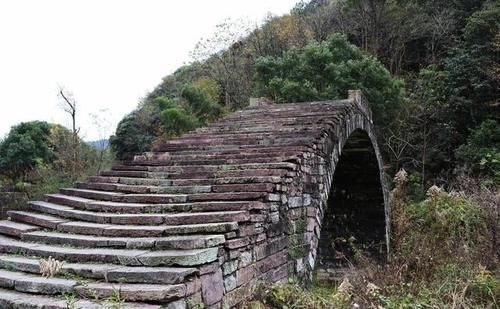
[58, 86, 80, 180]
[89, 109, 112, 174]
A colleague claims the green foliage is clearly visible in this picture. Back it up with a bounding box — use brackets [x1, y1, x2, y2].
[456, 120, 500, 164]
[159, 102, 199, 137]
[110, 100, 161, 160]
[250, 279, 344, 309]
[181, 84, 225, 122]
[456, 120, 500, 183]
[404, 192, 482, 253]
[255, 34, 404, 124]
[0, 121, 54, 181]
[156, 84, 225, 138]
[470, 268, 500, 304]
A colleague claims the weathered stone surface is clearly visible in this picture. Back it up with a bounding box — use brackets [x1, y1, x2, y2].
[77, 282, 186, 302]
[0, 220, 39, 237]
[14, 276, 75, 295]
[254, 237, 288, 260]
[222, 260, 238, 275]
[236, 264, 255, 286]
[138, 247, 219, 266]
[7, 211, 67, 229]
[106, 266, 197, 284]
[0, 256, 41, 274]
[256, 250, 287, 274]
[201, 268, 224, 306]
[222, 280, 257, 308]
[225, 238, 249, 249]
[239, 251, 254, 268]
[224, 274, 237, 292]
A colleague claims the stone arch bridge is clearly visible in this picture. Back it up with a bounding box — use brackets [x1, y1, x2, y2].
[0, 90, 389, 308]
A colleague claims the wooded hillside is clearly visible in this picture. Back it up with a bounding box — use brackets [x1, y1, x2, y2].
[111, 0, 499, 189]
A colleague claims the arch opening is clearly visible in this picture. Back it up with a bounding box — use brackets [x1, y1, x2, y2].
[315, 129, 387, 283]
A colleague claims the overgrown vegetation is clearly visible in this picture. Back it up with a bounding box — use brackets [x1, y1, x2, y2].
[245, 172, 499, 308]
[0, 120, 113, 200]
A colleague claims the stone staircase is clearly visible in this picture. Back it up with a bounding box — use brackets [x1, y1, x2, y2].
[0, 93, 378, 308]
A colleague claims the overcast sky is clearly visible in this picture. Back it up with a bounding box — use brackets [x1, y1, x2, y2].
[0, 0, 297, 141]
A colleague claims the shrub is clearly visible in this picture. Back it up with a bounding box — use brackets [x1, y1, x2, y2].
[456, 119, 500, 184]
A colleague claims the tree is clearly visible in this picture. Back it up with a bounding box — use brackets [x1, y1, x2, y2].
[157, 84, 225, 138]
[255, 33, 404, 125]
[89, 109, 113, 174]
[58, 87, 81, 180]
[110, 100, 161, 161]
[157, 97, 199, 137]
[0, 121, 54, 181]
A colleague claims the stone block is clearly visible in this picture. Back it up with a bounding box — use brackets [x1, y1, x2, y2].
[224, 274, 237, 292]
[201, 268, 224, 306]
[236, 264, 255, 286]
[239, 251, 253, 268]
[222, 260, 238, 275]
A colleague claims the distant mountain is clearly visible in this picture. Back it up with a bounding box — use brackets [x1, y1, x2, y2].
[86, 139, 109, 150]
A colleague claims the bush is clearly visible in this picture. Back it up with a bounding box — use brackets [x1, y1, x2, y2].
[110, 100, 161, 160]
[245, 174, 498, 308]
[0, 121, 54, 181]
[456, 119, 500, 184]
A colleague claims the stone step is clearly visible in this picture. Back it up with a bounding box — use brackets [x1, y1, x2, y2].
[0, 235, 219, 266]
[7, 210, 239, 239]
[56, 221, 237, 237]
[22, 231, 225, 250]
[0, 268, 76, 295]
[46, 193, 190, 213]
[0, 268, 188, 303]
[0, 220, 40, 237]
[78, 181, 275, 194]
[131, 155, 300, 167]
[60, 188, 188, 203]
[87, 175, 283, 187]
[0, 287, 139, 309]
[120, 162, 297, 172]
[135, 149, 303, 162]
[60, 188, 266, 204]
[0, 255, 198, 284]
[46, 193, 265, 213]
[169, 176, 283, 186]
[144, 145, 309, 157]
[28, 201, 250, 225]
[187, 191, 267, 202]
[7, 211, 68, 229]
[152, 139, 311, 152]
[87, 176, 171, 186]
[75, 282, 187, 303]
[76, 181, 213, 194]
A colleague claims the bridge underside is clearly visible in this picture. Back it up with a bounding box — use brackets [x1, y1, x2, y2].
[315, 129, 386, 282]
[0, 91, 388, 308]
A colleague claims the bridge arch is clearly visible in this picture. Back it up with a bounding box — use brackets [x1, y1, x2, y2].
[283, 91, 390, 283]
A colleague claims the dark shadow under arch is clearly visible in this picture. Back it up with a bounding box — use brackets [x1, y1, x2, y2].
[315, 129, 386, 282]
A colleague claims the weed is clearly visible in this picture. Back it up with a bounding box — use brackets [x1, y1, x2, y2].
[63, 292, 78, 309]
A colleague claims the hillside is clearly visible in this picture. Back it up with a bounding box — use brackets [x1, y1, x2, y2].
[111, 0, 499, 186]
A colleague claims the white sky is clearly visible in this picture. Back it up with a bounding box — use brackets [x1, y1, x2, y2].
[0, 0, 298, 141]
